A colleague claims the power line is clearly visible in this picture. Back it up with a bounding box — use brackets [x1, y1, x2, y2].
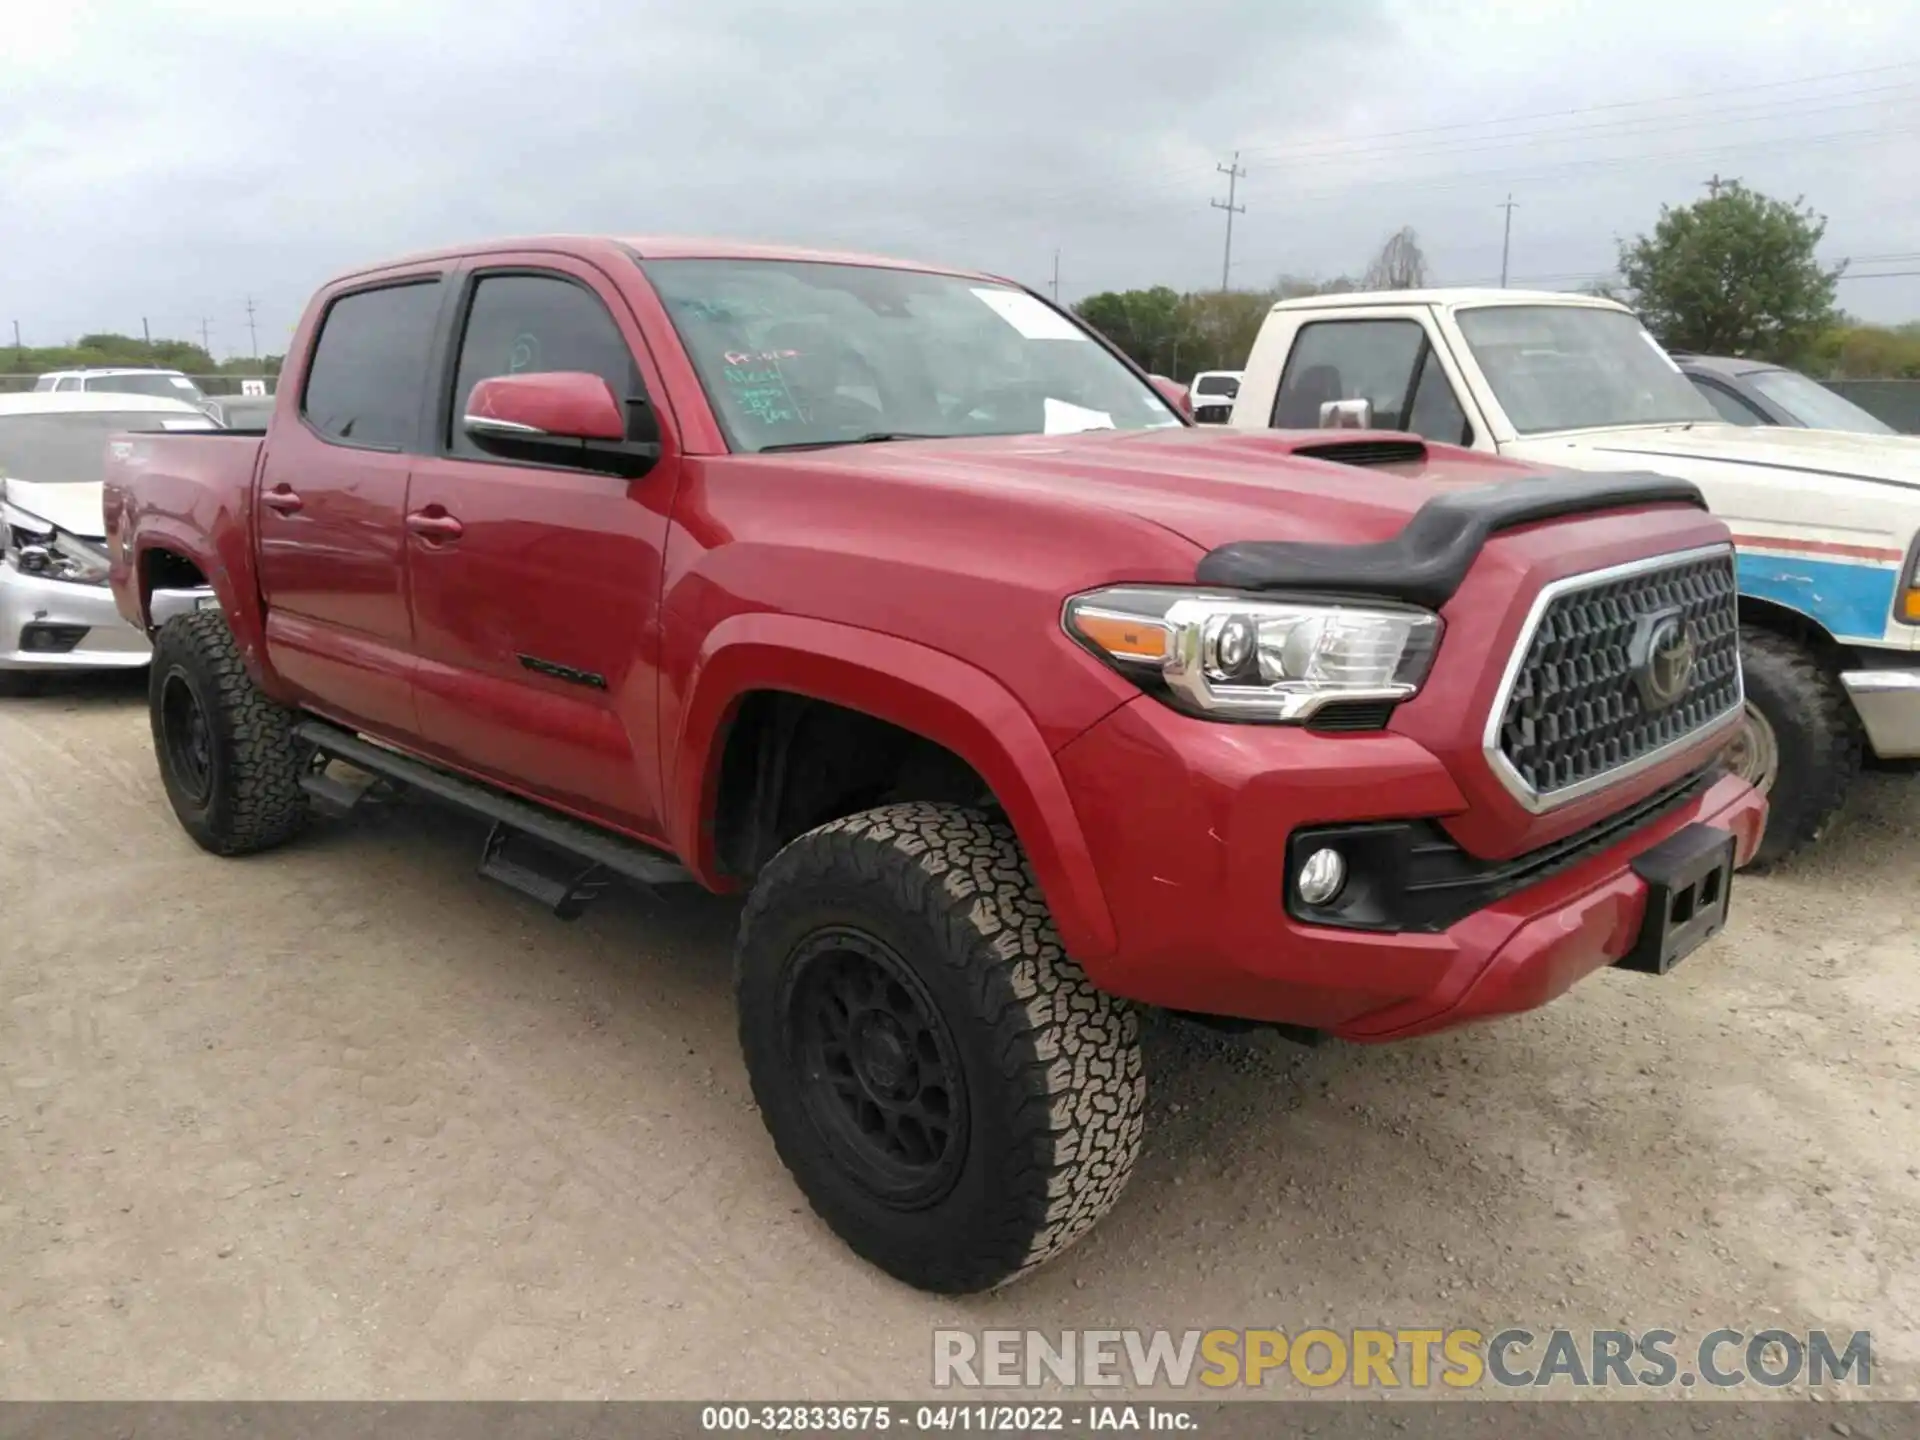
[1211, 152, 1247, 291]
[1233, 60, 1920, 161]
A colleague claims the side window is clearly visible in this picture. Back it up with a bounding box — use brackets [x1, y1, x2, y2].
[448, 273, 641, 460]
[301, 279, 443, 449]
[52, 377, 79, 392]
[1690, 377, 1766, 426]
[1405, 346, 1472, 444]
[1271, 320, 1425, 429]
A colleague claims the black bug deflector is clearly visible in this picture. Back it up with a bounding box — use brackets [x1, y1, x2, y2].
[1194, 471, 1707, 609]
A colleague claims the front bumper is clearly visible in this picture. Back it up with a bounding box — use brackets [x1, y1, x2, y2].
[1842, 667, 1920, 760]
[1054, 696, 1766, 1042]
[0, 561, 151, 672]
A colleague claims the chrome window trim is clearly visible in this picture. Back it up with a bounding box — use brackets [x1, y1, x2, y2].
[1482, 542, 1745, 813]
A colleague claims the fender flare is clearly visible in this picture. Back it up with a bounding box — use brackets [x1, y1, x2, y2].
[131, 524, 286, 698]
[668, 611, 1119, 961]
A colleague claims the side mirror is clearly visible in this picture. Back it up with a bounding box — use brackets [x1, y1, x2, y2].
[465, 371, 627, 442]
[1149, 374, 1192, 419]
[1319, 398, 1373, 430]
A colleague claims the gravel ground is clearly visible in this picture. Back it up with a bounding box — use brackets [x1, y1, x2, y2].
[2, 672, 1916, 1401]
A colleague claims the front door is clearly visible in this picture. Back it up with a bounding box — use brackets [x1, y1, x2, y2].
[403, 261, 678, 839]
[255, 276, 446, 738]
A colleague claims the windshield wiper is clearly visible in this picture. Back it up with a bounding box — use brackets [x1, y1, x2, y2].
[758, 432, 947, 453]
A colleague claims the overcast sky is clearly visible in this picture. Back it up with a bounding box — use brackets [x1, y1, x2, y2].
[5, 0, 1918, 361]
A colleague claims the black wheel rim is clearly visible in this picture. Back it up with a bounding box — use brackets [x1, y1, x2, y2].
[784, 927, 969, 1207]
[160, 668, 214, 807]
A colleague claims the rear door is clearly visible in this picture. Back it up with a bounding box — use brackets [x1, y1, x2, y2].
[403, 258, 679, 837]
[255, 275, 446, 737]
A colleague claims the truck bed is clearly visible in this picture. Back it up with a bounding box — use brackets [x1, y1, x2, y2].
[103, 429, 267, 633]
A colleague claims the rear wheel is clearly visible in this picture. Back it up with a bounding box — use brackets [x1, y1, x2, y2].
[1730, 627, 1862, 866]
[736, 802, 1145, 1293]
[149, 609, 311, 855]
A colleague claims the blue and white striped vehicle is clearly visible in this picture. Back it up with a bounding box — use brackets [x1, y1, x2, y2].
[1229, 289, 1920, 863]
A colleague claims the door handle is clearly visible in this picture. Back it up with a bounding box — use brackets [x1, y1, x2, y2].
[405, 509, 465, 542]
[262, 487, 304, 515]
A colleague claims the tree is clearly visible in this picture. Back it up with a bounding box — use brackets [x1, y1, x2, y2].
[1361, 227, 1429, 290]
[1073, 286, 1189, 375]
[1617, 184, 1843, 362]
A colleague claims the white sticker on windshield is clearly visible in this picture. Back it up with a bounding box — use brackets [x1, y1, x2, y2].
[1639, 329, 1683, 373]
[972, 288, 1088, 341]
[169, 376, 197, 390]
[1043, 398, 1115, 434]
[160, 418, 217, 430]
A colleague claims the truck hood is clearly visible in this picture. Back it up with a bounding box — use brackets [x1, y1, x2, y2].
[1517, 422, 1920, 495]
[775, 428, 1522, 550]
[0, 479, 107, 538]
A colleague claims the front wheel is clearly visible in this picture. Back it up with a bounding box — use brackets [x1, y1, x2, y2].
[1728, 627, 1862, 866]
[149, 609, 311, 856]
[735, 802, 1146, 1293]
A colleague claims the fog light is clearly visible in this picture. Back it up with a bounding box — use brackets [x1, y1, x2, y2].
[1297, 847, 1348, 907]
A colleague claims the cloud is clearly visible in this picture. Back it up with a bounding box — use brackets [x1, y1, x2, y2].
[2, 0, 1915, 358]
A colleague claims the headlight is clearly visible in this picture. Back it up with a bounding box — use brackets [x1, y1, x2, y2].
[3, 502, 112, 586]
[1064, 585, 1442, 722]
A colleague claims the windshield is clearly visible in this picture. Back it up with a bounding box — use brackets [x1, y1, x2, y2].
[1746, 369, 1895, 434]
[0, 411, 216, 484]
[1456, 305, 1719, 435]
[641, 258, 1181, 451]
[1195, 374, 1240, 398]
[88, 373, 207, 402]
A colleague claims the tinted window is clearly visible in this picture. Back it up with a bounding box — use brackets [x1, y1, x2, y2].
[1195, 374, 1240, 398]
[1405, 347, 1471, 444]
[0, 411, 217, 485]
[1271, 320, 1425, 429]
[302, 280, 443, 449]
[449, 273, 640, 459]
[1690, 377, 1767, 426]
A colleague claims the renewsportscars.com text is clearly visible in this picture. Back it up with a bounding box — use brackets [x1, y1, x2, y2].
[932, 1328, 1872, 1391]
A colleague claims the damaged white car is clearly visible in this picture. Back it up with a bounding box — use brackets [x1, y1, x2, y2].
[0, 392, 218, 694]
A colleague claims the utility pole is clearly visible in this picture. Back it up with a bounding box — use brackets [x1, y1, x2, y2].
[11, 319, 20, 357]
[142, 316, 152, 344]
[1050, 251, 1060, 303]
[1497, 194, 1518, 288]
[1211, 151, 1247, 292]
[199, 317, 211, 355]
[1704, 173, 1739, 198]
[245, 295, 259, 359]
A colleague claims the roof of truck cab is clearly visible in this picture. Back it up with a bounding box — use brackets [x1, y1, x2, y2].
[1269, 288, 1628, 312]
[0, 391, 214, 417]
[332, 235, 1003, 284]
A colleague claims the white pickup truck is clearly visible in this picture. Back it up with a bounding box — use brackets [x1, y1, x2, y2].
[1229, 288, 1920, 863]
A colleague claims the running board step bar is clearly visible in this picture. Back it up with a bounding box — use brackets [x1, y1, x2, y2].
[293, 719, 692, 917]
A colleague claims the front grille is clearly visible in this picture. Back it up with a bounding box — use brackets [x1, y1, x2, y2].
[1493, 548, 1740, 805]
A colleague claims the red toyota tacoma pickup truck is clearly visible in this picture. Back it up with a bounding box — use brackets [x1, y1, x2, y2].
[103, 236, 1765, 1293]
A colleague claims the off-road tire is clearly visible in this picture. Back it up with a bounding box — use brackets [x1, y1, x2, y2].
[1738, 626, 1862, 867]
[736, 802, 1145, 1293]
[149, 609, 311, 856]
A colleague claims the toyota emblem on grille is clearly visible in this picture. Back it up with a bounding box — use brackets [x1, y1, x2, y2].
[1630, 607, 1697, 711]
